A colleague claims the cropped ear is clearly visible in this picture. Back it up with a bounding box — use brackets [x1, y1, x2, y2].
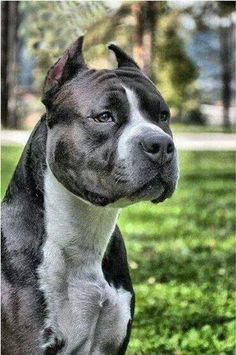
[42, 36, 87, 106]
[108, 43, 139, 69]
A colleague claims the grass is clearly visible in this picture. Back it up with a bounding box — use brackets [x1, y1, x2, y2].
[1, 146, 24, 197]
[1, 146, 235, 354]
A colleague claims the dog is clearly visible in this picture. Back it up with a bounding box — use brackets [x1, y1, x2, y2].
[1, 36, 179, 354]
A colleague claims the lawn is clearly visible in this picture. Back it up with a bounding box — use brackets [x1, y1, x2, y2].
[1, 146, 235, 354]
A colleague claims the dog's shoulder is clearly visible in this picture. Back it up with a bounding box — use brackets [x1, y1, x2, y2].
[103, 225, 134, 301]
[102, 226, 134, 354]
[1, 116, 48, 286]
[2, 115, 47, 205]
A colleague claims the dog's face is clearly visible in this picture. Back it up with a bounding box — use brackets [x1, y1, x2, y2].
[43, 38, 179, 207]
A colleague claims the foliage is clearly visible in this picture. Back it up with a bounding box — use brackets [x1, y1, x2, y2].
[19, 1, 112, 90]
[181, 1, 236, 130]
[19, 1, 200, 121]
[1, 147, 235, 354]
[155, 11, 199, 120]
[182, 108, 206, 125]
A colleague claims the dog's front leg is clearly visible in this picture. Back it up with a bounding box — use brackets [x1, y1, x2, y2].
[38, 241, 67, 354]
[42, 326, 66, 355]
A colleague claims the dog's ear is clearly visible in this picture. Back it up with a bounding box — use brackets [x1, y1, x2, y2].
[42, 36, 87, 106]
[108, 44, 139, 70]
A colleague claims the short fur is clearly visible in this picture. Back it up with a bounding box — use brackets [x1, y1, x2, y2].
[1, 37, 178, 354]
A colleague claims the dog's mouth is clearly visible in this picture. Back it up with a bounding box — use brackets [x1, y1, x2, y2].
[83, 174, 173, 207]
[84, 190, 116, 207]
[151, 184, 175, 203]
[128, 173, 173, 203]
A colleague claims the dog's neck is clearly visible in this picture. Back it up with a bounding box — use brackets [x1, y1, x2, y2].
[44, 167, 120, 270]
[40, 169, 131, 353]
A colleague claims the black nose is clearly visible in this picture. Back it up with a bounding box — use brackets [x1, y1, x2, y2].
[140, 133, 175, 163]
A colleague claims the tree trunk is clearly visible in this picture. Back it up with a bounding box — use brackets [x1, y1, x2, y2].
[219, 21, 233, 131]
[142, 2, 158, 79]
[1, 1, 19, 128]
[132, 3, 144, 69]
[131, 2, 158, 80]
[1, 2, 9, 127]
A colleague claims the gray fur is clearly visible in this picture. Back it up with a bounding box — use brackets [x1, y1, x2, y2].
[2, 38, 178, 355]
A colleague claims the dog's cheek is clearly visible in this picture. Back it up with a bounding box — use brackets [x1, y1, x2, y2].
[54, 139, 72, 166]
[53, 137, 86, 169]
[48, 137, 82, 185]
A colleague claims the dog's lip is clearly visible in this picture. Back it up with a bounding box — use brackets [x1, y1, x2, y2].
[84, 190, 115, 207]
[127, 171, 177, 203]
[151, 186, 172, 203]
[82, 171, 175, 206]
[127, 173, 163, 199]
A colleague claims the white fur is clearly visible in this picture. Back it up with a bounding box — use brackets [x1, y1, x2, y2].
[38, 167, 132, 354]
[118, 87, 167, 160]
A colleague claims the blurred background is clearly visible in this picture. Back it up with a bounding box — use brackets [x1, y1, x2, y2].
[1, 1, 236, 354]
[1, 1, 236, 130]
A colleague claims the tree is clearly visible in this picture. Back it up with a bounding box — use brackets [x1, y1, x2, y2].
[19, 1, 111, 90]
[131, 2, 164, 79]
[183, 1, 235, 130]
[155, 10, 199, 121]
[18, 1, 199, 122]
[102, 1, 199, 118]
[1, 1, 19, 128]
[218, 2, 235, 131]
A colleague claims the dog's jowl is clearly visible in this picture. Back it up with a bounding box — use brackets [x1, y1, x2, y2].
[1, 37, 179, 354]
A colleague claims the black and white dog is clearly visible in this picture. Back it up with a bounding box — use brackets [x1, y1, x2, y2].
[1, 37, 179, 354]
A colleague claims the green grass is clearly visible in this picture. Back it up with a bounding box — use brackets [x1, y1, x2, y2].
[1, 146, 23, 197]
[1, 146, 235, 354]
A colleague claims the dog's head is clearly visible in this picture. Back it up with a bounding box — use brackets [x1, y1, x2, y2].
[42, 37, 179, 207]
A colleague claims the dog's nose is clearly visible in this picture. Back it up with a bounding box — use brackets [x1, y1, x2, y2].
[140, 134, 175, 163]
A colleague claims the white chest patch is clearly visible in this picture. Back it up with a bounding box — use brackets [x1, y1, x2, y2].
[38, 168, 132, 354]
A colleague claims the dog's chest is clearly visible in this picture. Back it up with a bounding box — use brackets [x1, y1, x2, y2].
[40, 259, 131, 354]
[39, 169, 131, 354]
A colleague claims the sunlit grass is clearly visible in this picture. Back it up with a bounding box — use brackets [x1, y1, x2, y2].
[1, 146, 235, 354]
[1, 146, 23, 197]
[118, 151, 235, 354]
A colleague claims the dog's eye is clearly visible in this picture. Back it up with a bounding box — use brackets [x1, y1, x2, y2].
[160, 111, 170, 122]
[94, 112, 114, 123]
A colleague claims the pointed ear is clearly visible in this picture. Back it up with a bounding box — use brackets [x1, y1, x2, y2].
[108, 43, 139, 69]
[42, 36, 87, 106]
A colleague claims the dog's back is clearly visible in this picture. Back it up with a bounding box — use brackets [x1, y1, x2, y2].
[1, 119, 47, 354]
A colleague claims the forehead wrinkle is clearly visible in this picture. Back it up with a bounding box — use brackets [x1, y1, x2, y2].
[114, 68, 163, 98]
[86, 69, 119, 85]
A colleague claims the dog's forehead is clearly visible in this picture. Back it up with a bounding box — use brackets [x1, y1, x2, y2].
[55, 67, 168, 113]
[113, 68, 169, 113]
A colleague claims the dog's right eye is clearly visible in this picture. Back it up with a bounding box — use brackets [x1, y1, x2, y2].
[94, 112, 114, 123]
[159, 111, 170, 122]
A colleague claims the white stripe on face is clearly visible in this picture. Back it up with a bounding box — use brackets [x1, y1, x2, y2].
[117, 87, 166, 161]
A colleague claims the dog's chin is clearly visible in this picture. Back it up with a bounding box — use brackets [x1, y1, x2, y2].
[116, 173, 176, 206]
[84, 190, 116, 207]
[82, 175, 176, 208]
[151, 185, 175, 204]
